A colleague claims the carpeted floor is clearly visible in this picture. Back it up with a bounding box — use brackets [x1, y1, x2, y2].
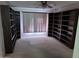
[5, 37, 73, 58]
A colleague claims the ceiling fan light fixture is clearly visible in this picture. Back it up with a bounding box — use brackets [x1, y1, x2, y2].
[41, 1, 53, 8]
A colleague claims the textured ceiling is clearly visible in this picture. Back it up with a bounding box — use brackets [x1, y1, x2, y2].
[8, 1, 78, 8]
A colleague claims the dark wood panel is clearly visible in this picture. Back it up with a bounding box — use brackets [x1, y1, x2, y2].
[48, 9, 79, 49]
[14, 11, 20, 38]
[0, 5, 20, 53]
[48, 13, 53, 36]
[1, 5, 13, 53]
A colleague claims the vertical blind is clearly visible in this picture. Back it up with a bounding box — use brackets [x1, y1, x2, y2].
[23, 13, 47, 33]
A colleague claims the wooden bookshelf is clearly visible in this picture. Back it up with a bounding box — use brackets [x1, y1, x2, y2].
[0, 5, 20, 53]
[14, 11, 20, 38]
[9, 8, 18, 50]
[48, 9, 79, 49]
[48, 13, 53, 37]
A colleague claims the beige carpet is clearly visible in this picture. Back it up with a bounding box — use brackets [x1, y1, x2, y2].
[5, 37, 73, 58]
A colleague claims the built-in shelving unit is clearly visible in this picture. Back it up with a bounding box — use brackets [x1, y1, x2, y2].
[48, 13, 53, 36]
[15, 11, 20, 38]
[0, 5, 20, 53]
[48, 9, 78, 49]
[9, 7, 18, 49]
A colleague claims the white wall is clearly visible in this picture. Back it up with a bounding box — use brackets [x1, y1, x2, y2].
[0, 7, 5, 57]
[0, 1, 8, 5]
[0, 1, 8, 57]
[73, 15, 79, 58]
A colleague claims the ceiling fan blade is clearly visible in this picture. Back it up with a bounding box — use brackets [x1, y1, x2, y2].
[47, 5, 53, 8]
[41, 1, 47, 5]
[41, 1, 47, 7]
[35, 1, 53, 8]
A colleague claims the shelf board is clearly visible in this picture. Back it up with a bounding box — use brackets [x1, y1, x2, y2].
[54, 15, 60, 18]
[62, 24, 73, 27]
[54, 20, 62, 21]
[49, 16, 53, 17]
[54, 23, 61, 25]
[15, 13, 20, 15]
[54, 26, 60, 29]
[53, 31, 60, 35]
[49, 23, 53, 25]
[53, 28, 60, 32]
[61, 28, 72, 32]
[62, 19, 74, 21]
[60, 38, 70, 45]
[11, 33, 17, 40]
[54, 26, 61, 29]
[61, 34, 71, 41]
[53, 34, 59, 39]
[54, 27, 61, 30]
[54, 20, 61, 22]
[10, 19, 14, 21]
[48, 27, 52, 28]
[10, 24, 15, 28]
[62, 15, 71, 17]
[14, 28, 17, 31]
[62, 14, 75, 16]
[48, 33, 52, 34]
[54, 23, 61, 24]
[62, 20, 69, 21]
[9, 12, 13, 15]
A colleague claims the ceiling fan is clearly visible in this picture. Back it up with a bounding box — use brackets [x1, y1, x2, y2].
[40, 1, 54, 8]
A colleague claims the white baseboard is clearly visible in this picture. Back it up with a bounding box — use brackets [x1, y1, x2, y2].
[21, 32, 47, 39]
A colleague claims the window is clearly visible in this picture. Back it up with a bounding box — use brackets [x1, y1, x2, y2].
[23, 13, 47, 33]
